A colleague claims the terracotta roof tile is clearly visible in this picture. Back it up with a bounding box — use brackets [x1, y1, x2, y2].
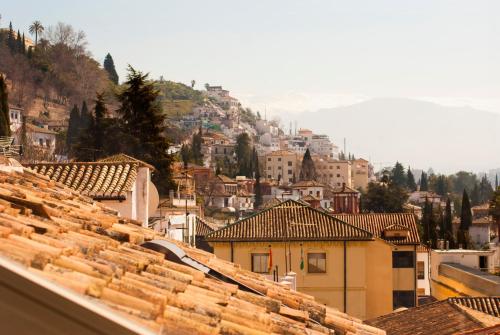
[0, 167, 381, 334]
[454, 324, 500, 335]
[331, 213, 420, 245]
[206, 200, 374, 242]
[449, 297, 500, 318]
[25, 162, 139, 200]
[98, 154, 156, 170]
[366, 300, 499, 335]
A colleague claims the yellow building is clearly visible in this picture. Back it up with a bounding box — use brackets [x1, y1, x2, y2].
[351, 158, 370, 190]
[313, 155, 353, 188]
[332, 213, 421, 310]
[264, 150, 301, 184]
[206, 200, 396, 319]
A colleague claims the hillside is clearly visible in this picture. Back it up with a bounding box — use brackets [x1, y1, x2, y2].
[294, 98, 500, 173]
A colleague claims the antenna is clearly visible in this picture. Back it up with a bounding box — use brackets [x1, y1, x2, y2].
[343, 138, 346, 157]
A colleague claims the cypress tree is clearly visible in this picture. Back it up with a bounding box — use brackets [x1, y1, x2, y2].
[66, 105, 80, 152]
[299, 148, 317, 181]
[407, 167, 417, 191]
[116, 65, 174, 194]
[235, 132, 252, 177]
[253, 148, 262, 208]
[21, 33, 26, 54]
[16, 30, 22, 53]
[103, 53, 119, 85]
[496, 174, 499, 190]
[444, 197, 454, 247]
[93, 93, 106, 157]
[80, 101, 92, 132]
[0, 75, 11, 137]
[7, 22, 15, 52]
[419, 172, 428, 191]
[191, 126, 203, 165]
[458, 189, 472, 248]
[422, 197, 431, 246]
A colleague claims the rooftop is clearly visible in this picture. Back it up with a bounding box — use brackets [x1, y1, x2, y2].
[366, 299, 500, 335]
[206, 199, 374, 242]
[0, 165, 381, 334]
[331, 213, 421, 245]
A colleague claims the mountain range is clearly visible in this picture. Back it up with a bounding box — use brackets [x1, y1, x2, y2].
[291, 98, 500, 174]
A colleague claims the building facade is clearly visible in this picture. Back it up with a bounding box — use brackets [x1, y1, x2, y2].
[264, 150, 300, 184]
[206, 200, 395, 320]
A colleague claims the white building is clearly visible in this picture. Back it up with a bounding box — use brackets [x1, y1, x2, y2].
[416, 245, 430, 296]
[26, 154, 159, 227]
[9, 105, 23, 133]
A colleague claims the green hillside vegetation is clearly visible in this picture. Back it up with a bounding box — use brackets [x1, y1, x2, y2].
[155, 80, 203, 118]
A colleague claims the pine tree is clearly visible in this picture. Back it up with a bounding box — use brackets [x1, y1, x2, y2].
[407, 167, 417, 191]
[103, 53, 119, 84]
[420, 172, 428, 191]
[458, 189, 472, 248]
[0, 75, 11, 137]
[116, 66, 174, 194]
[66, 105, 81, 152]
[391, 162, 406, 188]
[299, 148, 317, 181]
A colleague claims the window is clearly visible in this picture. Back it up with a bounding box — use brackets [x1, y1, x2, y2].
[278, 158, 281, 162]
[251, 253, 269, 273]
[278, 166, 282, 170]
[39, 138, 43, 146]
[329, 166, 333, 169]
[337, 174, 341, 178]
[337, 166, 340, 169]
[417, 261, 425, 279]
[288, 161, 292, 166]
[223, 148, 227, 154]
[393, 251, 414, 268]
[268, 166, 271, 170]
[215, 148, 218, 154]
[288, 170, 292, 174]
[268, 158, 271, 162]
[45, 139, 50, 147]
[308, 253, 326, 273]
[267, 175, 271, 179]
[316, 191, 320, 197]
[393, 290, 415, 309]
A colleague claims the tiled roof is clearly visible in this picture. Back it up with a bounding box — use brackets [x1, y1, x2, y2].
[366, 300, 499, 335]
[25, 162, 139, 200]
[0, 166, 381, 334]
[195, 217, 217, 236]
[25, 123, 57, 135]
[217, 174, 236, 184]
[454, 324, 500, 335]
[98, 154, 155, 170]
[331, 213, 420, 245]
[449, 297, 500, 318]
[206, 199, 374, 242]
[292, 180, 325, 188]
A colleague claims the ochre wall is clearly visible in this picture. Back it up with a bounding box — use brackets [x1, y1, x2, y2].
[211, 240, 393, 319]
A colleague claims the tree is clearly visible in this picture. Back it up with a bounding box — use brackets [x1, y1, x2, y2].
[419, 172, 428, 191]
[478, 175, 493, 204]
[407, 167, 417, 191]
[66, 105, 80, 152]
[116, 65, 174, 194]
[190, 80, 195, 88]
[443, 197, 455, 248]
[180, 144, 191, 167]
[235, 132, 252, 177]
[391, 162, 406, 188]
[489, 187, 500, 242]
[29, 20, 44, 46]
[0, 75, 11, 137]
[361, 182, 408, 213]
[7, 22, 16, 52]
[103, 53, 119, 84]
[205, 83, 209, 90]
[191, 126, 203, 165]
[80, 101, 92, 132]
[253, 148, 262, 208]
[458, 189, 472, 248]
[421, 198, 432, 245]
[299, 149, 317, 181]
[496, 174, 498, 189]
[16, 30, 23, 53]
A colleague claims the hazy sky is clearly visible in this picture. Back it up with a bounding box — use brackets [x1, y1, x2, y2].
[3, 0, 499, 116]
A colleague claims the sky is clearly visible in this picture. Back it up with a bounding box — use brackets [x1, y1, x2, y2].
[2, 1, 500, 171]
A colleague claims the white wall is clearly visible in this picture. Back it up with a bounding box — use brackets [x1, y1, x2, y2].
[417, 251, 430, 295]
